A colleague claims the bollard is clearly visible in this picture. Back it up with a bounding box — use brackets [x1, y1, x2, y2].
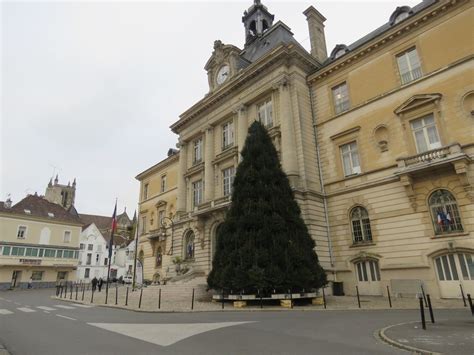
[322, 287, 326, 309]
[259, 289, 263, 309]
[426, 294, 435, 323]
[91, 289, 94, 304]
[65, 283, 68, 297]
[221, 289, 225, 310]
[75, 285, 78, 300]
[158, 288, 161, 310]
[460, 284, 467, 307]
[420, 284, 428, 307]
[105, 286, 109, 305]
[115, 285, 118, 305]
[191, 288, 195, 310]
[356, 286, 361, 308]
[387, 285, 392, 308]
[138, 288, 143, 309]
[70, 283, 73, 299]
[467, 294, 474, 316]
[82, 284, 85, 301]
[60, 286, 63, 298]
[288, 289, 293, 309]
[419, 297, 426, 330]
[125, 287, 129, 306]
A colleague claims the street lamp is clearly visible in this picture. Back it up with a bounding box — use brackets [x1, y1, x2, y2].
[160, 216, 174, 255]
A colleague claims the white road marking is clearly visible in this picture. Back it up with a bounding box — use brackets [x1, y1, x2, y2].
[5, 300, 12, 302]
[17, 307, 36, 313]
[72, 304, 93, 308]
[55, 305, 75, 309]
[14, 302, 21, 305]
[44, 311, 50, 314]
[0, 309, 14, 315]
[56, 314, 76, 321]
[37, 306, 56, 311]
[88, 321, 256, 347]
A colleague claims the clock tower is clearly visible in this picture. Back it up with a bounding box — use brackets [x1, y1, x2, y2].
[242, 0, 274, 46]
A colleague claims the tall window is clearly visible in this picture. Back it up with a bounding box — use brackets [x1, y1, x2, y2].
[436, 253, 473, 281]
[332, 82, 350, 114]
[63, 231, 71, 243]
[355, 260, 380, 282]
[88, 244, 93, 251]
[410, 114, 441, 153]
[141, 216, 147, 234]
[156, 247, 163, 267]
[184, 231, 195, 260]
[17, 226, 27, 239]
[158, 210, 164, 226]
[192, 180, 203, 207]
[222, 167, 235, 197]
[86, 253, 92, 265]
[84, 268, 90, 279]
[429, 190, 463, 235]
[143, 183, 149, 200]
[350, 206, 372, 243]
[222, 121, 234, 149]
[160, 175, 167, 193]
[340, 142, 361, 176]
[193, 138, 203, 163]
[257, 99, 273, 128]
[397, 47, 422, 84]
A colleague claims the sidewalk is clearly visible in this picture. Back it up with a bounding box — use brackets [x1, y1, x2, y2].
[380, 316, 474, 354]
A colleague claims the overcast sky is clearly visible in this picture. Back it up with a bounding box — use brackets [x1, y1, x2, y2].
[1, 0, 418, 216]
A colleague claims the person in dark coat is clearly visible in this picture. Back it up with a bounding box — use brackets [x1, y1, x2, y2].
[91, 277, 98, 292]
[97, 278, 103, 292]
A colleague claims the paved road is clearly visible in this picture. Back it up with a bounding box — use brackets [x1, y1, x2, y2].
[0, 289, 469, 354]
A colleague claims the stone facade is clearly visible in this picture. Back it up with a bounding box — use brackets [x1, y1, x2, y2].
[136, 0, 473, 297]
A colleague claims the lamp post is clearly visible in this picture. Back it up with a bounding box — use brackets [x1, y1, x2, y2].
[160, 216, 174, 255]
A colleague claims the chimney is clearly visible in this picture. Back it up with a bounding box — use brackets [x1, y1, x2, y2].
[4, 197, 12, 209]
[303, 6, 327, 63]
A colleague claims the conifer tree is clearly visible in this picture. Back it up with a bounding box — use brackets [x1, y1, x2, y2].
[207, 121, 326, 294]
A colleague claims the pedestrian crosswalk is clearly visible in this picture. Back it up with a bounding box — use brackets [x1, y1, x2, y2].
[0, 303, 94, 315]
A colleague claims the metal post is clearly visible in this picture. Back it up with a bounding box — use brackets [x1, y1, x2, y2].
[91, 289, 94, 304]
[158, 288, 161, 309]
[426, 294, 435, 323]
[419, 297, 426, 330]
[259, 289, 263, 309]
[138, 288, 143, 309]
[64, 282, 68, 297]
[125, 287, 129, 306]
[289, 289, 293, 309]
[82, 284, 85, 301]
[191, 288, 195, 310]
[60, 286, 63, 298]
[70, 283, 73, 299]
[356, 286, 361, 308]
[75, 284, 78, 300]
[387, 285, 392, 308]
[322, 287, 326, 309]
[467, 294, 474, 316]
[115, 284, 118, 305]
[221, 289, 224, 310]
[460, 284, 467, 307]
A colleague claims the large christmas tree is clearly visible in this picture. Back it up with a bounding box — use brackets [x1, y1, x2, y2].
[207, 121, 326, 294]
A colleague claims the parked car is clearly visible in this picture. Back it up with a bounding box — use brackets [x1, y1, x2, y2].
[123, 275, 133, 284]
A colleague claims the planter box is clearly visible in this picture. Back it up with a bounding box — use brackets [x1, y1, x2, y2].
[312, 296, 324, 305]
[233, 301, 247, 308]
[280, 299, 293, 308]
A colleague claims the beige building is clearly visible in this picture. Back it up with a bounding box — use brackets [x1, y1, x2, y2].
[0, 195, 82, 289]
[136, 149, 179, 281]
[137, 0, 473, 297]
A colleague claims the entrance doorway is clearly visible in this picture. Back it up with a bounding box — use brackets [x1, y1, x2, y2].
[435, 253, 474, 298]
[355, 260, 382, 295]
[11, 270, 22, 288]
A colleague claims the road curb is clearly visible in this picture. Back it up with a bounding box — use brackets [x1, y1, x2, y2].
[378, 321, 441, 355]
[0, 343, 11, 355]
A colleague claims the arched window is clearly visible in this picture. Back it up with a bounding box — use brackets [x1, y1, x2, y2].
[429, 190, 463, 235]
[212, 224, 223, 259]
[350, 207, 372, 243]
[155, 247, 162, 267]
[184, 231, 195, 260]
[355, 260, 380, 282]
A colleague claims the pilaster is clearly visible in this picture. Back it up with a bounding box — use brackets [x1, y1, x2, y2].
[204, 126, 215, 202]
[177, 141, 187, 213]
[234, 104, 248, 161]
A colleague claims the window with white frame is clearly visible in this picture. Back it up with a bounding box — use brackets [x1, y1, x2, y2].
[160, 175, 167, 193]
[410, 114, 441, 153]
[87, 244, 93, 251]
[17, 226, 27, 239]
[192, 180, 203, 207]
[143, 183, 149, 200]
[84, 268, 90, 278]
[355, 260, 380, 282]
[257, 98, 273, 128]
[193, 138, 203, 163]
[332, 82, 350, 114]
[429, 189, 463, 235]
[350, 207, 372, 243]
[86, 253, 92, 265]
[222, 121, 234, 149]
[397, 47, 422, 84]
[222, 167, 235, 197]
[340, 142, 361, 176]
[63, 231, 71, 243]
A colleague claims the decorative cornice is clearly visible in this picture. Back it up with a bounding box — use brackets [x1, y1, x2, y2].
[330, 126, 361, 141]
[135, 152, 179, 181]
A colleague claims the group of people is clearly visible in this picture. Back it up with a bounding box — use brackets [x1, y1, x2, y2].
[91, 277, 104, 292]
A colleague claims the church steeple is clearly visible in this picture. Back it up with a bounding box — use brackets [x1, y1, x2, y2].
[242, 0, 274, 46]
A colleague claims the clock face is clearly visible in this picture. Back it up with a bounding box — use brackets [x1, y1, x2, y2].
[216, 65, 230, 85]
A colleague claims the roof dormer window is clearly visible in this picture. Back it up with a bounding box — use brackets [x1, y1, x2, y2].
[394, 12, 409, 24]
[330, 44, 349, 60]
[390, 6, 412, 25]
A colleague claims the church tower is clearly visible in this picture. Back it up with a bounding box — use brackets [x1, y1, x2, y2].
[44, 175, 76, 209]
[242, 0, 274, 46]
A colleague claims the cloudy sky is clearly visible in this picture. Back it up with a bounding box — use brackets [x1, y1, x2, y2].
[1, 0, 418, 216]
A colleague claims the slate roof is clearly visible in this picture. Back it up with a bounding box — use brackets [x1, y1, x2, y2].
[0, 194, 82, 225]
[79, 213, 112, 231]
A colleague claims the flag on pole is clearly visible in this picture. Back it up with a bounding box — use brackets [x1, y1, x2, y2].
[108, 201, 118, 259]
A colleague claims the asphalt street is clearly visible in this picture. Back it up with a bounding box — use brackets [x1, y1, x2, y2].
[0, 289, 468, 355]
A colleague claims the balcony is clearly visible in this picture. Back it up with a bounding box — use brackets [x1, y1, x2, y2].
[395, 143, 470, 176]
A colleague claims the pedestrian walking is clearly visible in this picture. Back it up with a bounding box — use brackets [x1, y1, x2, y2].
[28, 277, 33, 289]
[91, 277, 98, 292]
[98, 278, 103, 292]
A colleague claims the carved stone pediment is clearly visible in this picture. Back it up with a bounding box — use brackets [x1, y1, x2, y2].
[155, 200, 167, 208]
[394, 93, 442, 115]
[204, 40, 242, 92]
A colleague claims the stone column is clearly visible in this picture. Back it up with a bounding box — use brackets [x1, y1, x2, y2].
[276, 77, 299, 183]
[234, 104, 247, 161]
[177, 141, 187, 213]
[204, 126, 214, 202]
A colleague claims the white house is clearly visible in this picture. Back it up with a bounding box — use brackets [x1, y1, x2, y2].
[77, 223, 109, 281]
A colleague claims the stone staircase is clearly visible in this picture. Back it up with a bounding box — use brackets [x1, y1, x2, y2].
[147, 276, 211, 301]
